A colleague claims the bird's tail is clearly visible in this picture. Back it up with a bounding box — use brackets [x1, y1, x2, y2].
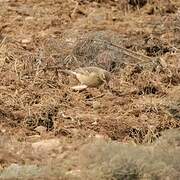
[58, 69, 77, 76]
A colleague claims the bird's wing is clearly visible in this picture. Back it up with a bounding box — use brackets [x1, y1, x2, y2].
[76, 67, 104, 75]
[75, 67, 91, 75]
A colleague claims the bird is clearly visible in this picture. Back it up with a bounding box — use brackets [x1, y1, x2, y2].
[59, 66, 111, 90]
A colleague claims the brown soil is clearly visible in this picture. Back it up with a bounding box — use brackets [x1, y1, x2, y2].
[0, 0, 180, 178]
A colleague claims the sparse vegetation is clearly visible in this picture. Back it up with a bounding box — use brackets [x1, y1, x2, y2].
[0, 0, 180, 179]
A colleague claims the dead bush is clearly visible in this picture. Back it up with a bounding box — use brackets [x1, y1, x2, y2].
[79, 129, 180, 180]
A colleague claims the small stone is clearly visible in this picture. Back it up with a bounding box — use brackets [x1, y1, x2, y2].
[25, 16, 34, 21]
[1, 128, 6, 133]
[92, 101, 101, 110]
[21, 37, 32, 44]
[66, 169, 81, 178]
[95, 134, 108, 139]
[34, 126, 47, 135]
[92, 121, 98, 125]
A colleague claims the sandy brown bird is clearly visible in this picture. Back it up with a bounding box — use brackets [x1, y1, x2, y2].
[59, 66, 111, 90]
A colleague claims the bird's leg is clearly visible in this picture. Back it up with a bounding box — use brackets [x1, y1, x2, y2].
[103, 82, 113, 94]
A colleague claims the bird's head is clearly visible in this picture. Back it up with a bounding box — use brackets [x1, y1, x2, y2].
[100, 71, 111, 84]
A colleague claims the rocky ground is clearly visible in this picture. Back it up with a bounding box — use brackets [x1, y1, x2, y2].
[0, 0, 180, 179]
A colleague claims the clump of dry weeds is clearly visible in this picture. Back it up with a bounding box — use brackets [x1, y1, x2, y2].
[78, 129, 180, 180]
[0, 0, 180, 145]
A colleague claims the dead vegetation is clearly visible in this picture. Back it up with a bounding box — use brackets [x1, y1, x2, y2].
[78, 129, 180, 180]
[0, 0, 180, 179]
[0, 128, 179, 179]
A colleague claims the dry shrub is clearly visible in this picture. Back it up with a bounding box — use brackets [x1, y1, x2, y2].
[1, 129, 179, 180]
[79, 129, 180, 180]
[72, 31, 128, 71]
[160, 54, 180, 86]
[128, 0, 148, 8]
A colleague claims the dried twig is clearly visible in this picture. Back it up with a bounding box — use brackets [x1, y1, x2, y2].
[92, 39, 154, 63]
[0, 36, 7, 47]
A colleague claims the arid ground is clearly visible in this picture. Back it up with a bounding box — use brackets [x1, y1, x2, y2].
[0, 0, 180, 179]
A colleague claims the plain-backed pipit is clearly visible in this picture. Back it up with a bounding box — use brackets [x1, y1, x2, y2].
[60, 66, 111, 90]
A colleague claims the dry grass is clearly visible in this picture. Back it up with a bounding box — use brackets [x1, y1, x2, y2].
[0, 0, 180, 179]
[0, 129, 179, 179]
[0, 0, 180, 140]
[78, 129, 180, 180]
